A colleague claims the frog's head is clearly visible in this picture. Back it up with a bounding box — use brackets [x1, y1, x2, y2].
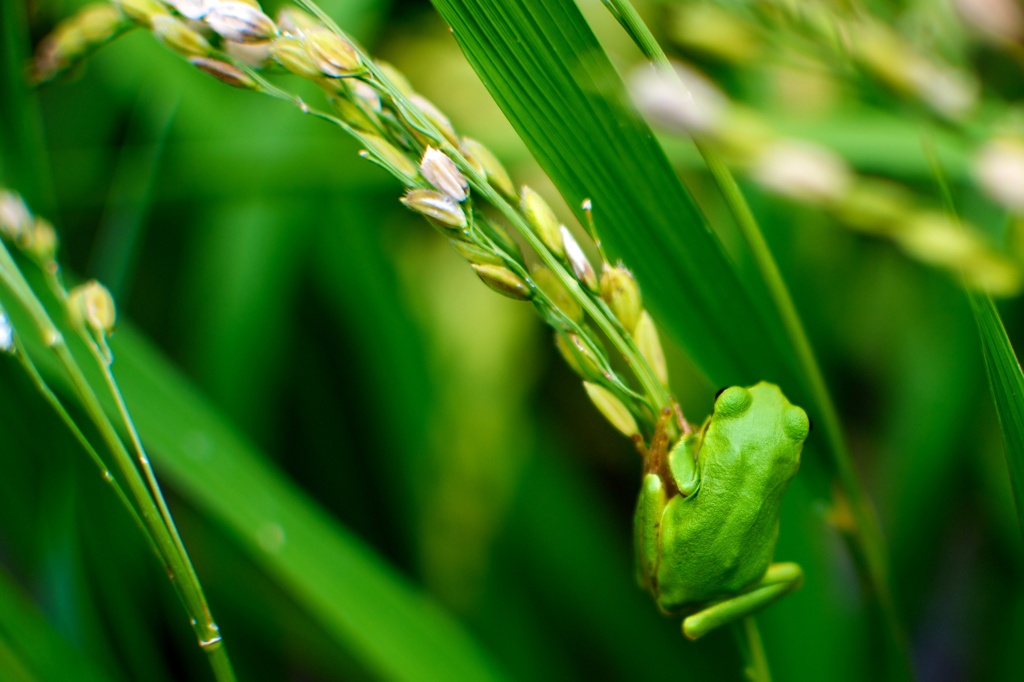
[705, 381, 809, 477]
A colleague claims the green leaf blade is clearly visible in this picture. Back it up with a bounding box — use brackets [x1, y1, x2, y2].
[431, 0, 796, 387]
[15, 316, 504, 682]
[110, 327, 506, 682]
[971, 293, 1024, 538]
[0, 568, 113, 682]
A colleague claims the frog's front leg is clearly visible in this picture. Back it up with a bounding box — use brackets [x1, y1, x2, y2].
[681, 563, 803, 640]
[634, 473, 666, 591]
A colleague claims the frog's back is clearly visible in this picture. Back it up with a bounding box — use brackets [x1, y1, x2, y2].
[653, 383, 807, 612]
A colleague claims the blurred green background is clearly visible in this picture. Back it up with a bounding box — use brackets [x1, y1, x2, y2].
[2, 0, 1024, 680]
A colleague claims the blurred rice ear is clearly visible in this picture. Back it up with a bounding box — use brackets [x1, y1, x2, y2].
[361, 135, 419, 184]
[627, 60, 726, 135]
[114, 0, 168, 26]
[304, 26, 362, 77]
[0, 309, 12, 353]
[203, 2, 278, 44]
[974, 138, 1024, 213]
[952, 0, 1024, 41]
[189, 56, 259, 89]
[270, 35, 321, 78]
[408, 94, 459, 146]
[69, 280, 117, 335]
[24, 218, 58, 264]
[0, 191, 31, 239]
[152, 15, 213, 57]
[31, 3, 129, 83]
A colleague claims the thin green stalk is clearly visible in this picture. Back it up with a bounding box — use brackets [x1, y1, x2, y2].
[8, 331, 186, 636]
[81, 333, 233, 671]
[0, 245, 235, 682]
[10, 335, 143, 532]
[1, 14, 212, 656]
[8, 330, 186, 635]
[92, 331, 223, 618]
[39, 270, 219, 649]
[599, 0, 665, 68]
[732, 617, 771, 682]
[44, 346, 226, 667]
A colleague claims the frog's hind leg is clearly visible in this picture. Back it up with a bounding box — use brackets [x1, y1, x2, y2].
[634, 408, 674, 591]
[634, 472, 667, 592]
[681, 563, 803, 640]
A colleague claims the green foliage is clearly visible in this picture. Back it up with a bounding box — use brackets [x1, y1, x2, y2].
[972, 293, 1024, 539]
[0, 568, 112, 682]
[430, 0, 794, 387]
[2, 0, 1024, 680]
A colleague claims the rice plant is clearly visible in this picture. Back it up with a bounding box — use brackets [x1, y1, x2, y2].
[2, 0, 1024, 680]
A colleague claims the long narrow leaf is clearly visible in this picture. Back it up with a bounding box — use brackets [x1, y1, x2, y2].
[24, 323, 504, 682]
[428, 0, 796, 389]
[0, 568, 113, 682]
[970, 292, 1024, 538]
[110, 327, 506, 682]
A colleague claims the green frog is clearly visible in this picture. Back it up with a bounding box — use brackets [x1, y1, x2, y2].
[634, 382, 809, 639]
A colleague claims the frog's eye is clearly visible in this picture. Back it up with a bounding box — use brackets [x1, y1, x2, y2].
[714, 386, 729, 400]
[714, 386, 751, 416]
[783, 406, 810, 441]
